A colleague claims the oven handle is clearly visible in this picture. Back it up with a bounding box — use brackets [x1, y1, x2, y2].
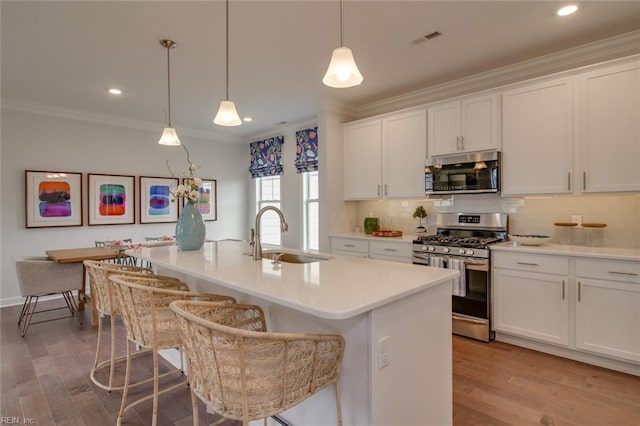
[463, 259, 489, 272]
[453, 315, 487, 325]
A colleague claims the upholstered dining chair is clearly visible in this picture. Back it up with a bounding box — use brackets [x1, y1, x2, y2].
[84, 260, 175, 392]
[109, 275, 237, 426]
[170, 300, 346, 426]
[15, 256, 84, 337]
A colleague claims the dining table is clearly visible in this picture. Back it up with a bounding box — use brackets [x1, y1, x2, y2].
[46, 246, 124, 326]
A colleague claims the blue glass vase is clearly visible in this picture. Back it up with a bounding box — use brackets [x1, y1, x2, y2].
[175, 201, 205, 251]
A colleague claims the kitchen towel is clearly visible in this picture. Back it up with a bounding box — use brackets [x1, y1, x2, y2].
[429, 256, 444, 268]
[447, 258, 467, 297]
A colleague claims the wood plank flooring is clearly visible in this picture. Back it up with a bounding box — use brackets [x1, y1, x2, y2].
[1, 300, 639, 425]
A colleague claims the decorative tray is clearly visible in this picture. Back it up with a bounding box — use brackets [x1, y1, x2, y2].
[372, 230, 403, 237]
[508, 234, 551, 246]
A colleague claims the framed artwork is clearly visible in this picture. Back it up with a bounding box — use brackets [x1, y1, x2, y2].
[25, 170, 83, 228]
[184, 178, 217, 221]
[88, 173, 135, 225]
[139, 176, 179, 224]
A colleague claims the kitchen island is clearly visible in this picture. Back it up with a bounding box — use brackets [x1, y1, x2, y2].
[127, 240, 458, 425]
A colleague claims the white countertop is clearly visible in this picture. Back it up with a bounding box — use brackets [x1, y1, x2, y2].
[127, 240, 457, 320]
[330, 232, 418, 243]
[491, 241, 640, 261]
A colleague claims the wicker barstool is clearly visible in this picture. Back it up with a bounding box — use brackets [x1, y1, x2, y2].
[109, 275, 237, 426]
[84, 260, 182, 392]
[170, 300, 346, 426]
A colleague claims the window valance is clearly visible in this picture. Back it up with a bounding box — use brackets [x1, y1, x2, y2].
[295, 127, 318, 173]
[249, 136, 284, 179]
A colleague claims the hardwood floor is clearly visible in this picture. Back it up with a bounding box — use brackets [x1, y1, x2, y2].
[1, 300, 639, 425]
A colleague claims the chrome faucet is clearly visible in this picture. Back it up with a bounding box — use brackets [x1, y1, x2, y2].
[251, 206, 288, 260]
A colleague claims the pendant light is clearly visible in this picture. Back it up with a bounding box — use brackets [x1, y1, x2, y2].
[214, 0, 242, 126]
[322, 0, 363, 88]
[158, 39, 181, 146]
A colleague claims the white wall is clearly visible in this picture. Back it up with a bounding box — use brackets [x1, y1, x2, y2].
[1, 108, 248, 306]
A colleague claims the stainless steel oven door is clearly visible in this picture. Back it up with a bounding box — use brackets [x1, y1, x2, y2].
[453, 258, 493, 342]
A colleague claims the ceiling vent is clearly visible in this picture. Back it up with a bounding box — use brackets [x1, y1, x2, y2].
[412, 31, 442, 45]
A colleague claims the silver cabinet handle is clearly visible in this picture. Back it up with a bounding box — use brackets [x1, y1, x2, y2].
[578, 281, 582, 302]
[384, 184, 388, 196]
[516, 262, 539, 266]
[343, 244, 356, 248]
[377, 184, 381, 196]
[583, 171, 587, 191]
[383, 248, 398, 252]
[562, 280, 565, 300]
[460, 136, 465, 151]
[568, 172, 571, 191]
[456, 136, 461, 151]
[608, 271, 638, 276]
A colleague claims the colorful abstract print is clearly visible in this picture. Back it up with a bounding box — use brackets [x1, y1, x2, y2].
[195, 186, 211, 215]
[99, 184, 126, 216]
[295, 127, 318, 173]
[38, 181, 72, 217]
[249, 136, 284, 178]
[148, 185, 171, 216]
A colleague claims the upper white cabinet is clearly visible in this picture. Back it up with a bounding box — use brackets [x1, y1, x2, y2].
[344, 109, 426, 200]
[577, 60, 640, 193]
[501, 77, 574, 195]
[428, 94, 498, 156]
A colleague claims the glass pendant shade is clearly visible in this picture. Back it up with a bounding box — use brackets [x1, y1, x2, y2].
[213, 99, 242, 126]
[322, 46, 363, 88]
[158, 126, 181, 146]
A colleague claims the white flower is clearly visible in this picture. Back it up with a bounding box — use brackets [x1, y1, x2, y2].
[165, 144, 204, 203]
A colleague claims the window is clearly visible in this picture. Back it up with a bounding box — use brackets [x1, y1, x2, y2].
[255, 176, 282, 246]
[302, 171, 319, 251]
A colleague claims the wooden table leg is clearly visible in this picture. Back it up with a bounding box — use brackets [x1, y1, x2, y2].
[79, 263, 99, 326]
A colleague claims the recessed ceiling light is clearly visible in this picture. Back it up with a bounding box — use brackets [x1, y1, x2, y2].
[557, 5, 578, 16]
[243, 117, 253, 122]
[108, 88, 122, 95]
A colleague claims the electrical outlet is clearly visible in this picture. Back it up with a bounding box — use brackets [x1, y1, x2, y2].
[378, 336, 390, 369]
[571, 215, 582, 226]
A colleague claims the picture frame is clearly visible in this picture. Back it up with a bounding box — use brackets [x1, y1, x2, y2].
[25, 170, 83, 228]
[88, 173, 135, 225]
[184, 178, 217, 221]
[139, 176, 179, 224]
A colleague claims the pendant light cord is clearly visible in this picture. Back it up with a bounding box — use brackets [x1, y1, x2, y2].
[225, 0, 230, 100]
[340, 0, 344, 47]
[166, 44, 172, 126]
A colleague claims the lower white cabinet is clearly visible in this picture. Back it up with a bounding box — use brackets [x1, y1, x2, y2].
[575, 259, 640, 363]
[330, 236, 412, 263]
[493, 252, 569, 346]
[493, 250, 640, 366]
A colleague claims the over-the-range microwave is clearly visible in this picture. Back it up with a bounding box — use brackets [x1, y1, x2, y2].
[425, 151, 500, 195]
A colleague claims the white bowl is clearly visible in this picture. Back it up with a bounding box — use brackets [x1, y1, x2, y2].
[509, 234, 551, 246]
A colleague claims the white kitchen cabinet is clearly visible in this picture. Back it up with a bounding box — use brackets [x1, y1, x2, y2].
[577, 59, 640, 193]
[575, 258, 640, 363]
[493, 252, 570, 346]
[330, 237, 369, 258]
[369, 240, 413, 263]
[344, 109, 426, 200]
[427, 94, 498, 157]
[501, 77, 574, 195]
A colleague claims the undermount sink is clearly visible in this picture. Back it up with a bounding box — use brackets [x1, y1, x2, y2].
[261, 251, 328, 264]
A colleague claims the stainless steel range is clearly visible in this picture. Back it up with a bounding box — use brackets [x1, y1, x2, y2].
[413, 213, 508, 342]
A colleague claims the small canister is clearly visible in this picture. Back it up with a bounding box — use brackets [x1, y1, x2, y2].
[554, 222, 578, 245]
[583, 223, 606, 247]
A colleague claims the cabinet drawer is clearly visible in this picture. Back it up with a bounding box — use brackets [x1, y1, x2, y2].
[576, 258, 640, 283]
[492, 251, 569, 275]
[369, 240, 412, 258]
[330, 238, 369, 254]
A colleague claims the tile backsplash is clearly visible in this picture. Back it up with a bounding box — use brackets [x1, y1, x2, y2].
[356, 193, 639, 249]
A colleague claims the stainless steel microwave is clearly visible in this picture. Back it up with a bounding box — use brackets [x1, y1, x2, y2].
[425, 151, 500, 194]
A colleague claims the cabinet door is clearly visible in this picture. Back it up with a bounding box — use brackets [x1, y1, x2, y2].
[578, 60, 640, 193]
[501, 77, 574, 195]
[493, 268, 569, 346]
[382, 109, 426, 198]
[460, 94, 499, 153]
[369, 240, 412, 263]
[428, 101, 460, 156]
[575, 278, 640, 363]
[344, 120, 382, 200]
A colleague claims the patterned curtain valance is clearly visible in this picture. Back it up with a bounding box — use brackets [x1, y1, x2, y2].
[249, 136, 284, 179]
[295, 127, 318, 173]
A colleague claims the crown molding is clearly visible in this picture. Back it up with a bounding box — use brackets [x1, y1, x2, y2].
[355, 30, 640, 119]
[1, 97, 243, 144]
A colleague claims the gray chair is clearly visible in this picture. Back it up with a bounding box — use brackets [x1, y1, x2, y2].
[15, 256, 84, 337]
